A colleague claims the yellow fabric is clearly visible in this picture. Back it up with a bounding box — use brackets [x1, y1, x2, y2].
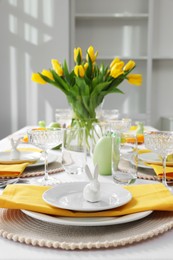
[17, 147, 42, 153]
[150, 164, 173, 179]
[0, 159, 37, 165]
[0, 163, 29, 177]
[0, 183, 173, 217]
[138, 149, 151, 154]
[5, 147, 42, 153]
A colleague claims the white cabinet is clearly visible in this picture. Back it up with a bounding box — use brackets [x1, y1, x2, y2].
[70, 0, 173, 127]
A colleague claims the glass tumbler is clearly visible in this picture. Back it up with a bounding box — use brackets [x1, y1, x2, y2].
[62, 127, 87, 175]
[112, 132, 138, 185]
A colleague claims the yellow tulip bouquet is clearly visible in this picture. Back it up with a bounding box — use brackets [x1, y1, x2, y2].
[32, 45, 142, 150]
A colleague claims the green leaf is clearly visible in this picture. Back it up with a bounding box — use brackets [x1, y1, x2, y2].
[102, 88, 124, 95]
[63, 60, 71, 85]
[51, 70, 70, 93]
[91, 81, 111, 97]
[39, 73, 66, 94]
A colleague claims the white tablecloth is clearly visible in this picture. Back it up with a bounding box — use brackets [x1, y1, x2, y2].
[0, 127, 173, 260]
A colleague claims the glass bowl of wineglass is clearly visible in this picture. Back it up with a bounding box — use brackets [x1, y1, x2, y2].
[144, 131, 173, 192]
[111, 118, 132, 133]
[27, 128, 63, 185]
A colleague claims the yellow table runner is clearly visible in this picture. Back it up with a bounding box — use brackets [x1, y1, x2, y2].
[0, 183, 173, 217]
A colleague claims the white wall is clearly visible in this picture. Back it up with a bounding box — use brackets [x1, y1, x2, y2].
[0, 0, 70, 139]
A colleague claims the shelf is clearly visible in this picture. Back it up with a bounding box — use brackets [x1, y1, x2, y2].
[98, 56, 173, 61]
[96, 56, 148, 61]
[153, 57, 173, 60]
[72, 0, 152, 125]
[75, 13, 149, 19]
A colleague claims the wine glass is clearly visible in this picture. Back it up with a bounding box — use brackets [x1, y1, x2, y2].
[144, 131, 173, 191]
[111, 118, 132, 133]
[27, 128, 63, 185]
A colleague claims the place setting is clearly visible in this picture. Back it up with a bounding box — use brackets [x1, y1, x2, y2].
[1, 161, 173, 250]
[0, 130, 64, 187]
[2, 125, 173, 250]
[134, 131, 173, 186]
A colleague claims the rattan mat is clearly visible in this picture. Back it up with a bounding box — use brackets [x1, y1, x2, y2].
[0, 209, 173, 250]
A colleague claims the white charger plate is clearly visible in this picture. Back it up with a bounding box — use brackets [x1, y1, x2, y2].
[21, 209, 153, 226]
[42, 182, 132, 212]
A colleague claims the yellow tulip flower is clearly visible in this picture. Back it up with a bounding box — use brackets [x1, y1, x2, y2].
[110, 69, 124, 79]
[127, 74, 142, 86]
[74, 47, 82, 63]
[110, 61, 125, 79]
[110, 57, 121, 69]
[123, 60, 136, 71]
[86, 45, 98, 63]
[41, 70, 54, 81]
[74, 65, 85, 77]
[51, 59, 63, 76]
[31, 73, 46, 84]
[84, 62, 89, 71]
[111, 61, 125, 71]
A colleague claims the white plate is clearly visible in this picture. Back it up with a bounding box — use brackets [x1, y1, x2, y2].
[139, 152, 173, 166]
[139, 152, 161, 164]
[0, 151, 41, 164]
[27, 151, 59, 168]
[22, 209, 153, 226]
[124, 153, 152, 169]
[137, 159, 152, 169]
[42, 182, 132, 212]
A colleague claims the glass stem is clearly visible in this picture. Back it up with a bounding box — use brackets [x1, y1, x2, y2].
[44, 150, 49, 181]
[162, 156, 167, 187]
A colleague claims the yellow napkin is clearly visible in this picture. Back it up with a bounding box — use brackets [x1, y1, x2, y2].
[0, 183, 173, 217]
[0, 163, 30, 177]
[149, 164, 173, 179]
[138, 149, 151, 154]
[0, 159, 38, 165]
[17, 147, 42, 153]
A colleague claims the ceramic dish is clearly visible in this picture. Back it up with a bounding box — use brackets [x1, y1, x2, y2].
[0, 151, 41, 164]
[42, 182, 132, 212]
[139, 152, 173, 166]
[124, 153, 152, 169]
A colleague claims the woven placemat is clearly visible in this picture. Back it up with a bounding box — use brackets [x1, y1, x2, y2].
[21, 161, 64, 178]
[137, 168, 160, 181]
[0, 209, 173, 250]
[137, 168, 173, 182]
